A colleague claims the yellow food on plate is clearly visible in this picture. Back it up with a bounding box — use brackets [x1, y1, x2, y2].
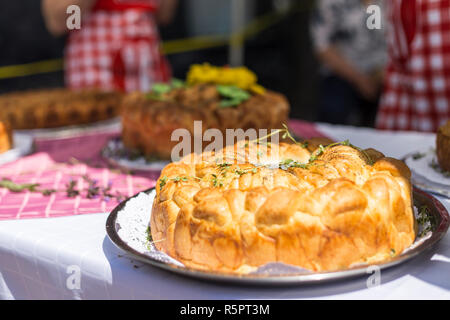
[151, 141, 416, 273]
[186, 63, 264, 93]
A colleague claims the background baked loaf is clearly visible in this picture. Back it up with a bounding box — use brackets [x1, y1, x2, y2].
[0, 121, 12, 154]
[0, 88, 123, 130]
[437, 120, 450, 172]
[151, 141, 416, 273]
[121, 84, 290, 159]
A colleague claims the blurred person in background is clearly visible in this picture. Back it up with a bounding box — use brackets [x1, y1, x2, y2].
[42, 0, 177, 92]
[0, 1, 66, 93]
[310, 0, 387, 127]
[377, 0, 450, 132]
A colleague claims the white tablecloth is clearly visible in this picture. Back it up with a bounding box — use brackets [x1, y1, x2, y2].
[0, 123, 449, 300]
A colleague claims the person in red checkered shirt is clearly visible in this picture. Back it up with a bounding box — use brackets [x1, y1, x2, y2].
[42, 0, 177, 92]
[377, 0, 450, 132]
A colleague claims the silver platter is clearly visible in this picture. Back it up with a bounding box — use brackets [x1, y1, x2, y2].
[0, 132, 34, 165]
[16, 118, 121, 139]
[101, 137, 169, 172]
[106, 187, 449, 285]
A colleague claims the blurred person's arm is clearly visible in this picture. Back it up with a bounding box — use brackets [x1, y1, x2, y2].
[310, 0, 378, 100]
[41, 0, 96, 36]
[316, 47, 378, 100]
[156, 0, 178, 26]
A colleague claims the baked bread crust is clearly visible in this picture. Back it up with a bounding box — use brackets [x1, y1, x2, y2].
[121, 84, 290, 159]
[0, 121, 12, 154]
[437, 120, 450, 172]
[0, 89, 123, 129]
[151, 141, 416, 273]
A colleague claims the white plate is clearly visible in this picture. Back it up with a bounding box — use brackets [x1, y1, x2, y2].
[404, 150, 450, 198]
[0, 132, 34, 165]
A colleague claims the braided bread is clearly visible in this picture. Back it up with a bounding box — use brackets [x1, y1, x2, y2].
[151, 141, 416, 273]
[0, 89, 123, 130]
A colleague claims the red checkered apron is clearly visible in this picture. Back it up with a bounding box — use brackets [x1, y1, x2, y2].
[65, 0, 170, 92]
[377, 0, 450, 132]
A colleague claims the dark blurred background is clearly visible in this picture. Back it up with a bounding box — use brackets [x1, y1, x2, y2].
[0, 0, 319, 121]
[0, 1, 66, 92]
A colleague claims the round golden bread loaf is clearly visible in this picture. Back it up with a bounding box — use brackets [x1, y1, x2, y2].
[437, 120, 450, 172]
[151, 141, 416, 273]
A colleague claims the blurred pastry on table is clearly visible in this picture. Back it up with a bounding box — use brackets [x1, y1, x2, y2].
[121, 64, 290, 160]
[0, 121, 12, 154]
[0, 88, 123, 130]
[437, 120, 450, 172]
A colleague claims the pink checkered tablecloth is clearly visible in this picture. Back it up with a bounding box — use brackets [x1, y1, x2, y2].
[0, 119, 326, 220]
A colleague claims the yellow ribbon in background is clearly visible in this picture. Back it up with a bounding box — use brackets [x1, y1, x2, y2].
[0, 59, 63, 80]
[0, 2, 312, 80]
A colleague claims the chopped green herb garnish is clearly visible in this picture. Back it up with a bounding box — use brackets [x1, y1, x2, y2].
[159, 175, 202, 189]
[249, 124, 308, 149]
[152, 83, 172, 95]
[412, 152, 426, 160]
[0, 178, 58, 196]
[65, 180, 79, 198]
[217, 85, 251, 108]
[146, 226, 153, 242]
[280, 159, 294, 166]
[147, 79, 186, 101]
[429, 159, 450, 177]
[159, 176, 168, 189]
[279, 159, 310, 170]
[146, 92, 168, 101]
[217, 163, 231, 176]
[219, 98, 243, 108]
[278, 139, 373, 171]
[146, 226, 153, 251]
[0, 178, 39, 193]
[235, 167, 258, 176]
[172, 176, 189, 183]
[417, 205, 436, 237]
[307, 140, 374, 166]
[211, 174, 223, 187]
[390, 249, 396, 257]
[170, 78, 186, 89]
